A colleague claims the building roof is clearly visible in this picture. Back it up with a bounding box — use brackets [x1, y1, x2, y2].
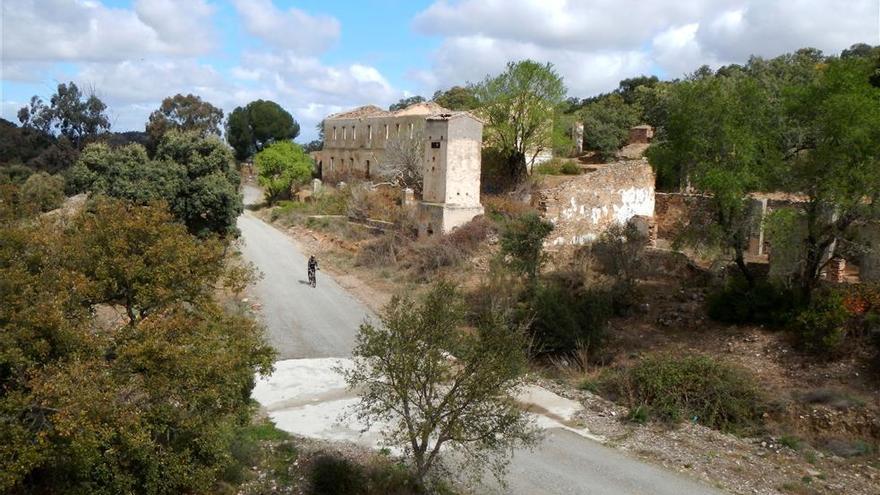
[426, 110, 484, 124]
[631, 124, 653, 130]
[325, 105, 391, 120]
[392, 101, 451, 116]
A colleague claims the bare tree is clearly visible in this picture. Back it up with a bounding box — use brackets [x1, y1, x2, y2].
[378, 133, 424, 195]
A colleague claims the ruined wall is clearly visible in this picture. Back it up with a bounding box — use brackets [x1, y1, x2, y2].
[542, 160, 655, 245]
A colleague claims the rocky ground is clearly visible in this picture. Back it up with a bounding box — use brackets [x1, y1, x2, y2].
[256, 202, 879, 495]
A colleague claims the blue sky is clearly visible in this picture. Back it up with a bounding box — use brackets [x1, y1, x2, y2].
[2, 0, 878, 141]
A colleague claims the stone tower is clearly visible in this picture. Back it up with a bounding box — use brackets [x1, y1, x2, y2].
[418, 112, 484, 237]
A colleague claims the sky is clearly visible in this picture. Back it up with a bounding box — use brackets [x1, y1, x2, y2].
[1, 0, 878, 142]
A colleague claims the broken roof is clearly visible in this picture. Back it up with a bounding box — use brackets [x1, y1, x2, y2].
[392, 101, 451, 116]
[325, 105, 391, 120]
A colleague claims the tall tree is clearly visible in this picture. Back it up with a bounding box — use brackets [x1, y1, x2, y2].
[475, 60, 566, 182]
[648, 73, 781, 286]
[779, 56, 880, 299]
[432, 85, 479, 110]
[146, 94, 223, 149]
[17, 82, 110, 148]
[388, 95, 426, 112]
[343, 282, 538, 486]
[578, 93, 642, 161]
[226, 100, 300, 161]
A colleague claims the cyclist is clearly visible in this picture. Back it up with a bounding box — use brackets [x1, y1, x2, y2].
[307, 255, 318, 288]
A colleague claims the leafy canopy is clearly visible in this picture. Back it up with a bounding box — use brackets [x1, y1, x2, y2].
[343, 282, 538, 486]
[475, 60, 566, 181]
[146, 94, 224, 149]
[226, 100, 300, 161]
[254, 140, 314, 204]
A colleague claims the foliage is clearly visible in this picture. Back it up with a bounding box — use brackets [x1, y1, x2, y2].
[0, 199, 274, 494]
[579, 93, 641, 161]
[604, 354, 766, 434]
[432, 86, 479, 110]
[302, 139, 323, 153]
[475, 60, 566, 182]
[226, 100, 300, 161]
[648, 72, 781, 285]
[592, 222, 649, 312]
[389, 95, 426, 112]
[19, 172, 65, 212]
[18, 82, 110, 147]
[525, 281, 611, 355]
[69, 131, 243, 237]
[794, 288, 851, 356]
[403, 217, 496, 280]
[534, 158, 579, 175]
[499, 212, 554, 286]
[707, 275, 800, 326]
[343, 282, 538, 486]
[777, 56, 880, 300]
[0, 118, 78, 175]
[254, 141, 314, 204]
[311, 455, 366, 495]
[146, 94, 224, 150]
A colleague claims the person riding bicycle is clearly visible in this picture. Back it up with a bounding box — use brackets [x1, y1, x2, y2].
[307, 255, 318, 288]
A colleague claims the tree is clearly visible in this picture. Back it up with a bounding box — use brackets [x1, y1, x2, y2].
[0, 198, 273, 493]
[20, 172, 65, 212]
[389, 95, 426, 112]
[69, 131, 243, 237]
[343, 282, 538, 486]
[475, 60, 566, 182]
[616, 75, 659, 104]
[499, 212, 555, 287]
[146, 94, 223, 150]
[779, 56, 880, 300]
[579, 93, 642, 161]
[302, 139, 323, 153]
[254, 140, 313, 204]
[18, 82, 111, 148]
[432, 86, 479, 110]
[647, 73, 781, 286]
[378, 132, 424, 194]
[226, 100, 300, 161]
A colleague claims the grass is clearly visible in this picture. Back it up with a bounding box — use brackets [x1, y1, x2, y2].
[779, 435, 803, 451]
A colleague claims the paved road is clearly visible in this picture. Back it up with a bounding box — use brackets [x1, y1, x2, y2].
[237, 185, 723, 495]
[238, 185, 369, 359]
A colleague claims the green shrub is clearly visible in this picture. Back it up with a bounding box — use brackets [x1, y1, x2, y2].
[707, 275, 800, 325]
[593, 222, 649, 314]
[403, 216, 496, 279]
[20, 171, 65, 212]
[560, 162, 580, 175]
[310, 455, 367, 495]
[525, 281, 611, 355]
[795, 289, 850, 356]
[606, 354, 766, 434]
[499, 212, 554, 285]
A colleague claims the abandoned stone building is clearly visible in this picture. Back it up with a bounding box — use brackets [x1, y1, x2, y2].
[314, 101, 484, 235]
[314, 101, 451, 180]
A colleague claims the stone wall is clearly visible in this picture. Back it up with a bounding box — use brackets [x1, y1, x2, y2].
[541, 160, 655, 245]
[653, 192, 712, 241]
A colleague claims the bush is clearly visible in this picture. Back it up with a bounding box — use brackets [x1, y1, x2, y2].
[707, 275, 800, 325]
[482, 194, 535, 220]
[254, 140, 313, 204]
[499, 212, 554, 285]
[403, 216, 496, 279]
[310, 455, 367, 495]
[20, 171, 65, 212]
[605, 354, 766, 434]
[795, 289, 850, 356]
[357, 231, 412, 267]
[525, 281, 611, 355]
[560, 162, 580, 175]
[592, 222, 648, 314]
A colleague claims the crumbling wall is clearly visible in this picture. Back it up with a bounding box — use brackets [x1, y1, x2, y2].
[541, 160, 655, 245]
[653, 192, 713, 241]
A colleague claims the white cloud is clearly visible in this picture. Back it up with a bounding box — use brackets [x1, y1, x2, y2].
[1, 0, 216, 63]
[413, 0, 879, 97]
[231, 0, 340, 55]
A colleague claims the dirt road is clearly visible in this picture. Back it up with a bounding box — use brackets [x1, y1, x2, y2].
[238, 185, 723, 494]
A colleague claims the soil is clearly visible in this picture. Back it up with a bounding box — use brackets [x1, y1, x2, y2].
[257, 204, 880, 495]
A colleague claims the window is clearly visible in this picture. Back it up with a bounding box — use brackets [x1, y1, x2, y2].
[396, 123, 400, 137]
[330, 157, 334, 170]
[352, 126, 356, 140]
[343, 127, 347, 140]
[333, 126, 337, 140]
[409, 122, 414, 139]
[366, 160, 371, 179]
[384, 124, 389, 139]
[368, 125, 372, 141]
